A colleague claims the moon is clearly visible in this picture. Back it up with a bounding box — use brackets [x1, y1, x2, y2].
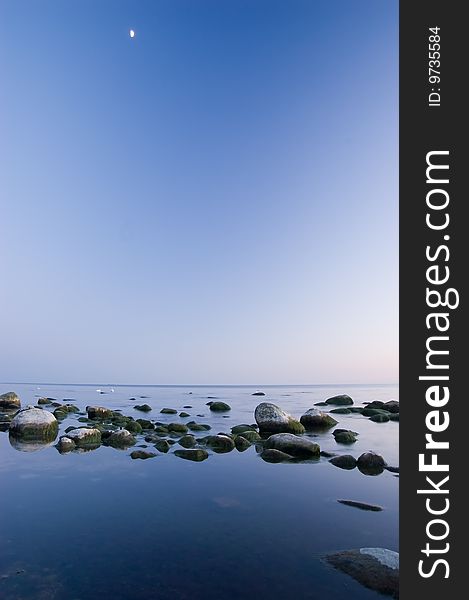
[129, 29, 135, 38]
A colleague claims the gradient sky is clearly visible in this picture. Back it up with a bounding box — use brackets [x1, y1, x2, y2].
[0, 0, 398, 385]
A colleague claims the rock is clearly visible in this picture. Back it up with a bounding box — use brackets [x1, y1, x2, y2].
[264, 433, 320, 458]
[338, 500, 383, 511]
[167, 423, 188, 434]
[208, 401, 231, 412]
[179, 412, 190, 418]
[86, 406, 114, 420]
[314, 401, 328, 406]
[255, 402, 305, 434]
[329, 455, 357, 470]
[366, 400, 385, 409]
[260, 448, 294, 463]
[237, 430, 261, 443]
[235, 436, 251, 452]
[203, 434, 235, 453]
[187, 422, 211, 432]
[357, 451, 386, 475]
[134, 404, 152, 412]
[130, 450, 157, 459]
[326, 548, 399, 598]
[56, 437, 76, 453]
[160, 408, 177, 414]
[231, 424, 257, 434]
[66, 427, 102, 447]
[183, 405, 192, 408]
[174, 449, 209, 462]
[385, 465, 400, 474]
[369, 414, 390, 423]
[106, 429, 136, 448]
[153, 426, 169, 435]
[153, 439, 170, 453]
[136, 419, 154, 430]
[37, 397, 52, 405]
[349, 407, 365, 414]
[320, 450, 336, 458]
[333, 430, 358, 444]
[178, 434, 196, 448]
[383, 400, 399, 414]
[362, 408, 391, 417]
[389, 413, 399, 422]
[125, 420, 143, 434]
[325, 394, 353, 406]
[252, 391, 266, 396]
[9, 406, 58, 440]
[329, 408, 352, 415]
[300, 408, 338, 430]
[53, 408, 68, 420]
[0, 392, 21, 409]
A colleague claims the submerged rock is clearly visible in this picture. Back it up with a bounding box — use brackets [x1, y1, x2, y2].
[255, 402, 305, 434]
[125, 420, 143, 434]
[263, 433, 320, 458]
[208, 401, 231, 412]
[0, 391, 21, 409]
[300, 408, 338, 430]
[325, 394, 353, 406]
[9, 406, 58, 441]
[174, 449, 209, 462]
[160, 408, 177, 414]
[136, 419, 154, 430]
[187, 422, 211, 432]
[260, 448, 293, 463]
[369, 414, 390, 423]
[326, 548, 399, 598]
[337, 500, 383, 512]
[179, 412, 191, 418]
[167, 423, 188, 434]
[329, 455, 357, 470]
[252, 391, 266, 396]
[130, 450, 157, 460]
[329, 408, 352, 415]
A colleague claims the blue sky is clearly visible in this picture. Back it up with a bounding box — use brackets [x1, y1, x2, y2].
[0, 0, 398, 384]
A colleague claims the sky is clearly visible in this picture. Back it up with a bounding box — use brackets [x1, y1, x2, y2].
[0, 0, 398, 385]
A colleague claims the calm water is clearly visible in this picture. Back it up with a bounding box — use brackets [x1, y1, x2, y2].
[0, 383, 398, 600]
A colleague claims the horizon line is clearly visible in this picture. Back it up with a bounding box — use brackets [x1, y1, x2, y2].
[1, 381, 399, 388]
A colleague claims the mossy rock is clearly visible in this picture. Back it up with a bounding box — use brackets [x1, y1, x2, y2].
[231, 424, 257, 435]
[362, 408, 391, 417]
[238, 430, 261, 443]
[53, 409, 68, 420]
[87, 406, 114, 419]
[187, 423, 211, 432]
[179, 412, 191, 418]
[333, 430, 358, 444]
[255, 402, 305, 434]
[325, 394, 353, 406]
[329, 455, 357, 470]
[349, 407, 365, 414]
[235, 436, 251, 452]
[174, 449, 209, 462]
[208, 401, 231, 412]
[9, 407, 58, 441]
[135, 404, 152, 412]
[153, 426, 169, 434]
[389, 413, 399, 422]
[178, 435, 196, 448]
[167, 423, 188, 434]
[203, 435, 235, 453]
[369, 414, 390, 423]
[160, 408, 177, 414]
[260, 449, 293, 463]
[130, 450, 157, 460]
[106, 430, 136, 448]
[300, 409, 338, 430]
[329, 408, 352, 415]
[136, 419, 154, 429]
[153, 439, 170, 453]
[78, 417, 91, 423]
[0, 392, 21, 409]
[66, 427, 102, 447]
[125, 420, 143, 434]
[37, 397, 52, 405]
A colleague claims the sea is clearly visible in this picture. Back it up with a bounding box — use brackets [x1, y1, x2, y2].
[0, 383, 398, 600]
